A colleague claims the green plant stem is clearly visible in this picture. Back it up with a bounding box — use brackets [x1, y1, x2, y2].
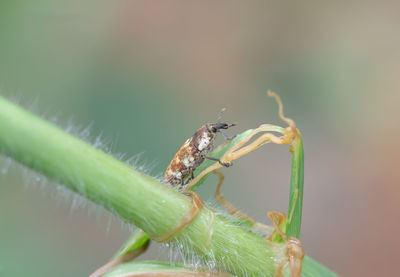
[0, 97, 282, 275]
[0, 96, 337, 276]
[286, 134, 304, 238]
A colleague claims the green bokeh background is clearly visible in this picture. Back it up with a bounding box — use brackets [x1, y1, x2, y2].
[1, 1, 399, 276]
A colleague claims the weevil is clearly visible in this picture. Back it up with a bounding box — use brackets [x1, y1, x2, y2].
[164, 122, 235, 188]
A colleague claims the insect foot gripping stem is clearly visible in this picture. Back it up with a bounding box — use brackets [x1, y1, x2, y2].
[152, 191, 204, 243]
[267, 212, 305, 277]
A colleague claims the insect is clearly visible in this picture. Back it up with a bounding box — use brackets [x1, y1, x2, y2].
[164, 120, 235, 189]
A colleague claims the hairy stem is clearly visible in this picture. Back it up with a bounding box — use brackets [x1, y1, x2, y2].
[0, 96, 337, 276]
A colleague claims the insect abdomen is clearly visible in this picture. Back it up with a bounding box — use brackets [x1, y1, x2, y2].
[163, 138, 199, 186]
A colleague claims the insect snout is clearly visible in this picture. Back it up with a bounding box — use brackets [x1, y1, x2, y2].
[209, 123, 236, 133]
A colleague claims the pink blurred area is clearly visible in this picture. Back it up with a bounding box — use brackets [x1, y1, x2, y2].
[1, 1, 400, 276]
[112, 3, 400, 275]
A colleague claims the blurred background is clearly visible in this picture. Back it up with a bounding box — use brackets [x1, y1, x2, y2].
[0, 1, 399, 276]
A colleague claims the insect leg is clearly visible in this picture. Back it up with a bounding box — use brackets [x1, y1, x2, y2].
[206, 156, 232, 167]
[218, 129, 236, 141]
[183, 168, 195, 186]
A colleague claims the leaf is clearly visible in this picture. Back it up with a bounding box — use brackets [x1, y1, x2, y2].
[302, 256, 339, 277]
[113, 229, 150, 259]
[286, 134, 304, 238]
[90, 230, 150, 277]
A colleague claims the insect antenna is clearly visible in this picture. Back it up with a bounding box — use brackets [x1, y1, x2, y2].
[216, 108, 226, 123]
[214, 108, 236, 140]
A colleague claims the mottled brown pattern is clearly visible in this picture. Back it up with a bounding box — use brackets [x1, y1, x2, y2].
[164, 124, 216, 187]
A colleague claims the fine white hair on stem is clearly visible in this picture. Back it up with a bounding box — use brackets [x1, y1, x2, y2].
[6, 91, 23, 106]
[0, 156, 12, 175]
[19, 162, 130, 232]
[151, 204, 241, 273]
[161, 205, 251, 274]
[1, 95, 270, 276]
[4, 94, 161, 175]
[124, 152, 162, 180]
[0, 95, 162, 234]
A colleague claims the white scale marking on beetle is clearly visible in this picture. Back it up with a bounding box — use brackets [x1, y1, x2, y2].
[197, 133, 212, 151]
[163, 123, 235, 188]
[182, 156, 195, 168]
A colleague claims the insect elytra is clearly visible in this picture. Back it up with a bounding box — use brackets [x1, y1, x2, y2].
[164, 122, 235, 188]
